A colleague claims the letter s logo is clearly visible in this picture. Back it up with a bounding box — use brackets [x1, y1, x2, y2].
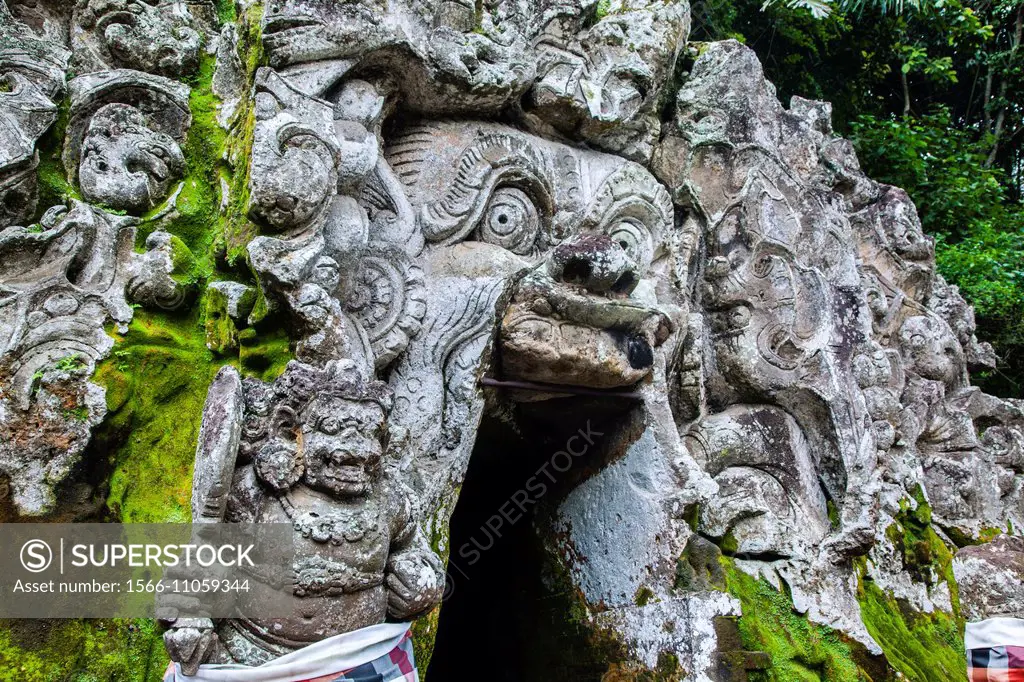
[20, 540, 52, 573]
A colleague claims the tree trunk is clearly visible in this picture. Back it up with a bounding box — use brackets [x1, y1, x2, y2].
[902, 69, 911, 118]
[987, 3, 1024, 167]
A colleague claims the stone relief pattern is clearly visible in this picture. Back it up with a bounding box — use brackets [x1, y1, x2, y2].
[0, 0, 1021, 679]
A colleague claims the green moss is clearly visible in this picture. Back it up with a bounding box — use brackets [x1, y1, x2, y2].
[33, 102, 80, 216]
[857, 576, 964, 682]
[945, 524, 1010, 548]
[411, 607, 441, 677]
[0, 619, 167, 681]
[634, 586, 655, 607]
[654, 652, 681, 680]
[138, 53, 224, 261]
[89, 309, 221, 523]
[238, 326, 293, 382]
[220, 3, 265, 265]
[205, 286, 240, 354]
[723, 558, 870, 681]
[857, 501, 966, 682]
[214, 0, 237, 23]
[719, 530, 739, 556]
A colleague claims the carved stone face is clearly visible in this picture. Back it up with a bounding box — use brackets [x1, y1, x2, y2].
[76, 0, 201, 77]
[78, 103, 185, 213]
[528, 2, 687, 161]
[261, 0, 391, 68]
[387, 121, 674, 389]
[898, 315, 964, 387]
[301, 397, 385, 498]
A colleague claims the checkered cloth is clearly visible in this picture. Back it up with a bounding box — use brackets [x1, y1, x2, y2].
[163, 623, 416, 682]
[967, 618, 1024, 681]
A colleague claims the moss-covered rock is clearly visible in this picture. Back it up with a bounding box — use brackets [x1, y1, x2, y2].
[722, 558, 876, 681]
[0, 619, 167, 682]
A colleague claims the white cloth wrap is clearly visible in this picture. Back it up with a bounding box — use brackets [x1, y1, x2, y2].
[965, 617, 1024, 650]
[166, 622, 412, 682]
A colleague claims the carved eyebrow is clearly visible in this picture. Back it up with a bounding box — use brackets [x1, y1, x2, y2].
[413, 131, 555, 246]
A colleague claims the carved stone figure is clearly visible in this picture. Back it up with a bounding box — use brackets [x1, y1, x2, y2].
[1, 1, 1023, 680]
[164, 360, 444, 673]
[0, 0, 70, 228]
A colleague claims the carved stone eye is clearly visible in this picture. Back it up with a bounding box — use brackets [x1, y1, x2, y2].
[475, 187, 541, 255]
[319, 416, 340, 435]
[607, 219, 652, 270]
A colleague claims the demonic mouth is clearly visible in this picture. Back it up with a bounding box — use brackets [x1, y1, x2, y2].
[320, 450, 368, 485]
[498, 270, 671, 393]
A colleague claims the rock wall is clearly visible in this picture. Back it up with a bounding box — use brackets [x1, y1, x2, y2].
[0, 0, 1021, 679]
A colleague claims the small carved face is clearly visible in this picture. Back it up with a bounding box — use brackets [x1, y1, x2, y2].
[878, 189, 933, 262]
[84, 0, 201, 77]
[528, 3, 686, 160]
[532, 37, 651, 128]
[301, 397, 385, 498]
[78, 103, 185, 213]
[250, 132, 336, 231]
[898, 315, 963, 387]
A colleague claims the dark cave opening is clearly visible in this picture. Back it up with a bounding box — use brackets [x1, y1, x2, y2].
[425, 415, 550, 681]
[425, 399, 639, 681]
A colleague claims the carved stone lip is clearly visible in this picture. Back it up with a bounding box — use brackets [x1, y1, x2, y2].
[499, 306, 660, 390]
[262, 15, 323, 36]
[513, 273, 673, 343]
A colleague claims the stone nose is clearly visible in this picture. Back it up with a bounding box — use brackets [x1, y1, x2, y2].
[549, 234, 639, 295]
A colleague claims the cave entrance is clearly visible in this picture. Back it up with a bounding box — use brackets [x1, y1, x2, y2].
[425, 415, 548, 681]
[425, 399, 636, 681]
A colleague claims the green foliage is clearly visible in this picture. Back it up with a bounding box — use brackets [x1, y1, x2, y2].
[53, 354, 86, 372]
[850, 108, 1024, 393]
[849, 108, 1009, 240]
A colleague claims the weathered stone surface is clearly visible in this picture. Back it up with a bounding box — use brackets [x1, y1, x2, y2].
[2, 1, 1023, 679]
[953, 535, 1024, 621]
[70, 0, 203, 78]
[0, 0, 69, 228]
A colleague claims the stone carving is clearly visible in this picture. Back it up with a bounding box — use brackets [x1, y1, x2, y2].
[1, 1, 1023, 680]
[165, 360, 444, 673]
[0, 201, 192, 514]
[0, 0, 70, 228]
[71, 0, 203, 77]
[63, 69, 191, 214]
[0, 39, 193, 515]
[524, 0, 689, 163]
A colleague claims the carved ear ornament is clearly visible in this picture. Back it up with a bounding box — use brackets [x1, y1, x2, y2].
[344, 241, 426, 370]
